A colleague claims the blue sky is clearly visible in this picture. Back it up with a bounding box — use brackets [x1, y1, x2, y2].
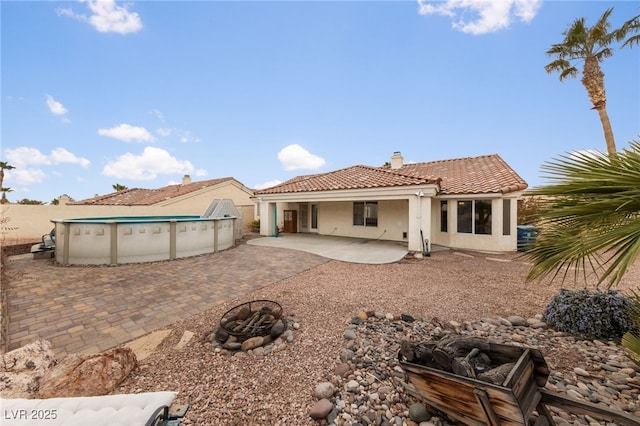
[2, 0, 639, 203]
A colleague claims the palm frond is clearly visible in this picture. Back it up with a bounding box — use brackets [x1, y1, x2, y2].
[622, 332, 640, 367]
[526, 142, 640, 288]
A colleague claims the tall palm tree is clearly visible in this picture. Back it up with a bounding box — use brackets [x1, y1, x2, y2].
[525, 141, 640, 288]
[0, 161, 15, 189]
[545, 8, 640, 156]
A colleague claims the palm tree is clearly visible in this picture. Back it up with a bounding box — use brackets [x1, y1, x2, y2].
[0, 187, 14, 204]
[545, 8, 640, 156]
[0, 161, 15, 189]
[112, 183, 128, 192]
[525, 141, 640, 288]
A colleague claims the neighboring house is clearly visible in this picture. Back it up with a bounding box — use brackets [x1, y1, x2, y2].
[2, 176, 257, 242]
[254, 152, 527, 252]
[72, 175, 256, 230]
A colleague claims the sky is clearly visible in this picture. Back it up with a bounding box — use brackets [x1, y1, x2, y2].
[2, 0, 639, 204]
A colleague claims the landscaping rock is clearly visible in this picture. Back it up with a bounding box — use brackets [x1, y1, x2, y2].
[38, 346, 137, 398]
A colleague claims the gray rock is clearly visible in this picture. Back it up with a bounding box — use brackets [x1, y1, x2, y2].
[574, 367, 590, 377]
[314, 382, 336, 399]
[270, 320, 285, 338]
[507, 316, 527, 327]
[409, 403, 431, 422]
[481, 317, 501, 326]
[401, 313, 415, 323]
[344, 329, 357, 340]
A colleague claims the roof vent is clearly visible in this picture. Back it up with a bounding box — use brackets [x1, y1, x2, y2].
[390, 152, 403, 170]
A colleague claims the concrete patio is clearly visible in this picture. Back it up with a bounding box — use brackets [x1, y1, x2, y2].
[247, 234, 410, 264]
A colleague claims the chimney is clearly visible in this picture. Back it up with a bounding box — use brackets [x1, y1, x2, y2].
[390, 152, 403, 170]
[182, 175, 192, 185]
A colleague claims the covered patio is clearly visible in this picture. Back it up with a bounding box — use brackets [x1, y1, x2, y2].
[247, 234, 414, 264]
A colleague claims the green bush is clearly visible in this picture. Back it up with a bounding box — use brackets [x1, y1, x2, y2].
[543, 289, 635, 340]
[250, 219, 260, 231]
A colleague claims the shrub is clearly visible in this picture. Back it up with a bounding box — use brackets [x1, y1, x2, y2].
[250, 219, 260, 231]
[542, 288, 635, 340]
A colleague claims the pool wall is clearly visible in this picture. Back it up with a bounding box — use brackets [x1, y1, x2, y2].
[52, 216, 237, 265]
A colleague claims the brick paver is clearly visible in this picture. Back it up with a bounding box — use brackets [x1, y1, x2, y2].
[5, 243, 327, 358]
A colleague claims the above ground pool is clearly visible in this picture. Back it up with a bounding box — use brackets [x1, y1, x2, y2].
[51, 215, 237, 265]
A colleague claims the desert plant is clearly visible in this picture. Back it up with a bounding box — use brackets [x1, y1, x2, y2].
[543, 288, 635, 340]
[622, 290, 640, 366]
[526, 142, 640, 288]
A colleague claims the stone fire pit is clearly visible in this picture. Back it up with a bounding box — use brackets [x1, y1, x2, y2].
[213, 300, 288, 352]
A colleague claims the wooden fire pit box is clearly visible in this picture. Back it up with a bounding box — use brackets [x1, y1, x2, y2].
[400, 342, 639, 426]
[401, 343, 548, 426]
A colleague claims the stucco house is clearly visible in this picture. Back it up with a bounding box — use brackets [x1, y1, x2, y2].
[254, 152, 527, 252]
[4, 175, 256, 242]
[73, 175, 252, 210]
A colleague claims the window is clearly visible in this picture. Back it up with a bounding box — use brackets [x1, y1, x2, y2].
[502, 199, 511, 236]
[440, 200, 448, 232]
[475, 200, 492, 235]
[457, 200, 492, 235]
[353, 201, 378, 227]
[457, 201, 472, 233]
[311, 204, 318, 230]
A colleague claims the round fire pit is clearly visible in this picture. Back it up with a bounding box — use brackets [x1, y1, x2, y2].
[220, 299, 284, 341]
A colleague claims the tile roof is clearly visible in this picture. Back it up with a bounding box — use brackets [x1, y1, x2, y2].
[72, 177, 239, 206]
[256, 154, 527, 196]
[257, 165, 440, 194]
[393, 154, 528, 195]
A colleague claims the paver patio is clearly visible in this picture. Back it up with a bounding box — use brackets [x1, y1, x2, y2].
[5, 242, 328, 358]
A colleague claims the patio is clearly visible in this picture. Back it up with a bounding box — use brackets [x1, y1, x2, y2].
[247, 234, 411, 264]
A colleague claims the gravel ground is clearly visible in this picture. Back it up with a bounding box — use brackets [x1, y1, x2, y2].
[114, 248, 639, 425]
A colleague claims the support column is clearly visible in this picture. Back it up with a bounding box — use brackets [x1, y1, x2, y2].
[62, 222, 70, 266]
[213, 219, 219, 252]
[169, 220, 177, 260]
[108, 221, 117, 265]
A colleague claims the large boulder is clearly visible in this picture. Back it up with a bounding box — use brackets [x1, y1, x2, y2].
[0, 339, 57, 398]
[37, 346, 137, 398]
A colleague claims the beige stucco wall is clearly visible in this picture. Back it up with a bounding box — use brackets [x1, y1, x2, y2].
[430, 197, 518, 251]
[273, 200, 409, 242]
[1, 189, 256, 243]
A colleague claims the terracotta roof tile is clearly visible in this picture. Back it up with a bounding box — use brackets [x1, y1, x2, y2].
[396, 154, 527, 195]
[256, 154, 526, 196]
[256, 165, 440, 194]
[72, 177, 238, 206]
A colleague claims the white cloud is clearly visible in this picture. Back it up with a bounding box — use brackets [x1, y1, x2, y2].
[98, 123, 155, 142]
[3, 147, 90, 169]
[2, 147, 90, 186]
[46, 94, 68, 116]
[57, 0, 143, 35]
[254, 180, 283, 190]
[155, 127, 200, 143]
[5, 168, 48, 186]
[277, 144, 325, 171]
[102, 146, 200, 180]
[417, 0, 541, 35]
[50, 148, 90, 168]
